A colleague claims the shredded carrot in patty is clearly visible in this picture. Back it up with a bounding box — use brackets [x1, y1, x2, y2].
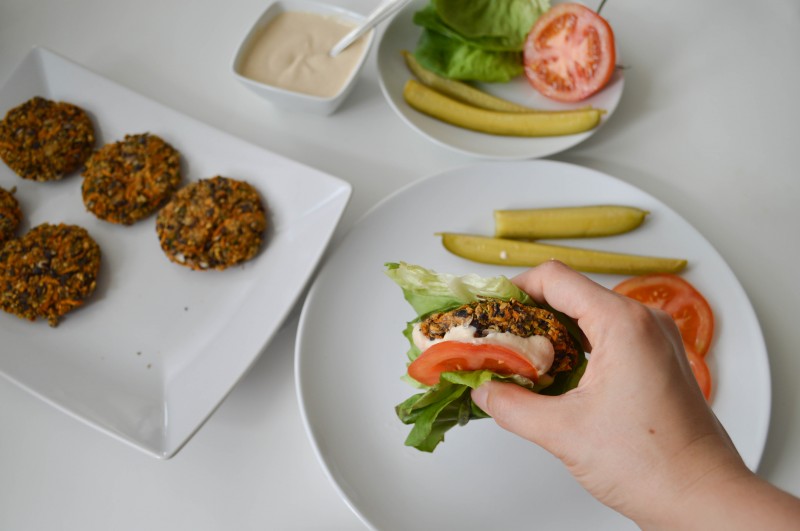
[0, 186, 22, 244]
[0, 96, 95, 181]
[81, 133, 182, 225]
[156, 176, 266, 271]
[0, 223, 101, 326]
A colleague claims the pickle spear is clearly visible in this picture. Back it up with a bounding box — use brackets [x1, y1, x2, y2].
[402, 51, 536, 113]
[403, 79, 603, 137]
[495, 205, 649, 239]
[439, 233, 687, 275]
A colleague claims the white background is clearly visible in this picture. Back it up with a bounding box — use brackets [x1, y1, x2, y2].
[1, 0, 799, 529]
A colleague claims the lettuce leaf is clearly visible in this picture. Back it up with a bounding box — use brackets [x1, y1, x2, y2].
[412, 4, 523, 52]
[385, 262, 587, 452]
[410, 0, 550, 82]
[395, 371, 521, 452]
[433, 0, 550, 49]
[413, 29, 523, 83]
[385, 261, 533, 317]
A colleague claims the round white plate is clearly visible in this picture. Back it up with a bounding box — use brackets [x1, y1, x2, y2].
[295, 160, 770, 530]
[376, 0, 625, 160]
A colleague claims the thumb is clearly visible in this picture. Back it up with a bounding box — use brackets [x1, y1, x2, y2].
[472, 381, 569, 453]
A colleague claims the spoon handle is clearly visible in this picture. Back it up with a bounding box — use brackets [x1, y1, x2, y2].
[330, 0, 412, 57]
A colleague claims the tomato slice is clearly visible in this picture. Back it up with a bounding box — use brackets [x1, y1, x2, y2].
[613, 274, 715, 357]
[686, 347, 712, 401]
[407, 341, 538, 387]
[523, 3, 616, 102]
[614, 274, 715, 400]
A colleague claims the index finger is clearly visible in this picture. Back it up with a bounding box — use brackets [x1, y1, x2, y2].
[512, 260, 630, 341]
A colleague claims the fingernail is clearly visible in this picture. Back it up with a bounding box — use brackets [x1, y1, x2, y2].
[471, 384, 489, 409]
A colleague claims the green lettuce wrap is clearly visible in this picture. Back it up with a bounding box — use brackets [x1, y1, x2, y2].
[385, 262, 587, 452]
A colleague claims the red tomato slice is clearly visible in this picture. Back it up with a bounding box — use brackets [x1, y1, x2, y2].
[407, 341, 538, 387]
[523, 3, 616, 102]
[613, 274, 715, 357]
[686, 347, 712, 401]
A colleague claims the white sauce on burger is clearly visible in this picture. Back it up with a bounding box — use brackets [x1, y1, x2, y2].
[412, 323, 555, 377]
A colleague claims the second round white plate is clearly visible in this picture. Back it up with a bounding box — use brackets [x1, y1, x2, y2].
[377, 0, 625, 160]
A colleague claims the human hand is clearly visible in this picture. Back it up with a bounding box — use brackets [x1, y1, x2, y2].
[471, 261, 750, 528]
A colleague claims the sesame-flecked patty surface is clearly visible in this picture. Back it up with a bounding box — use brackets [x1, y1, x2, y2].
[156, 176, 266, 271]
[0, 96, 95, 182]
[0, 223, 101, 326]
[419, 298, 579, 375]
[82, 133, 182, 225]
[0, 187, 22, 245]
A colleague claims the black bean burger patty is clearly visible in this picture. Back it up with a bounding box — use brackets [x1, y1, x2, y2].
[0, 96, 95, 182]
[0, 186, 22, 245]
[418, 297, 579, 374]
[156, 176, 266, 271]
[81, 133, 182, 225]
[0, 223, 101, 326]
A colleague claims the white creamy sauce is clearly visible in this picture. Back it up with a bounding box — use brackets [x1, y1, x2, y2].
[412, 323, 555, 376]
[239, 11, 369, 98]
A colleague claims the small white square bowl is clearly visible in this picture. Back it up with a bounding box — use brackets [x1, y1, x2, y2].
[232, 0, 375, 115]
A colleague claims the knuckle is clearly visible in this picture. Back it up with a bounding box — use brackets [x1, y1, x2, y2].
[539, 259, 568, 274]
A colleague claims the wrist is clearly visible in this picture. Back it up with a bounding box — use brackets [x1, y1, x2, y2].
[628, 434, 751, 530]
[672, 471, 800, 531]
[659, 457, 753, 530]
[637, 451, 800, 531]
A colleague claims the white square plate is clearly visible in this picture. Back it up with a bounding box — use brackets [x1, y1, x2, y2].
[0, 47, 351, 458]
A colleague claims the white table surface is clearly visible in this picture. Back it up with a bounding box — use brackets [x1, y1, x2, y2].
[1, 0, 798, 529]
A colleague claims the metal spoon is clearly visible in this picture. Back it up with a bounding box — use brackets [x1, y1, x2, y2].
[329, 0, 412, 57]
